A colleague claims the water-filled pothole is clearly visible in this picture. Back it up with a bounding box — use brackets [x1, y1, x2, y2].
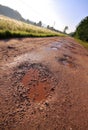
[51, 47, 58, 50]
[51, 42, 62, 50]
[57, 54, 76, 68]
[45, 42, 62, 52]
[21, 63, 57, 102]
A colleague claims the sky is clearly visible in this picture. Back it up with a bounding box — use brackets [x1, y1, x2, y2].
[0, 0, 88, 33]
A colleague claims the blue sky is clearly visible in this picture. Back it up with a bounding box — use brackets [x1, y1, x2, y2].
[0, 0, 88, 33]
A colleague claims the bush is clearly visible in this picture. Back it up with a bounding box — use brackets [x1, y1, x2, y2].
[75, 16, 88, 41]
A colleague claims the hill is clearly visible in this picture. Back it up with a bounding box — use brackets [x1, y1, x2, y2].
[0, 4, 35, 25]
[0, 4, 25, 21]
[0, 15, 64, 38]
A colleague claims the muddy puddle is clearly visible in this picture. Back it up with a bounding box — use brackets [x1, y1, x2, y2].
[51, 42, 62, 50]
[21, 63, 57, 102]
[56, 54, 76, 68]
[46, 42, 62, 51]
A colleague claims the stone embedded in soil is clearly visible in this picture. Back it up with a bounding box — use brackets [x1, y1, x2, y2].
[21, 63, 57, 102]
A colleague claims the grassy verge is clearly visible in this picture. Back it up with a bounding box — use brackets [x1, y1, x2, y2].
[75, 38, 88, 49]
[0, 30, 61, 38]
[0, 15, 65, 38]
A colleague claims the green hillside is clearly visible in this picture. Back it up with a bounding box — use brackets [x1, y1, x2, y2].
[0, 15, 65, 38]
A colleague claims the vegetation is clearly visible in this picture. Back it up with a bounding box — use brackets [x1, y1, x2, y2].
[75, 38, 88, 49]
[74, 16, 88, 41]
[0, 15, 65, 38]
[63, 26, 68, 34]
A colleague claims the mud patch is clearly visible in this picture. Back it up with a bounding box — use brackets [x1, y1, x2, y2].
[21, 63, 57, 102]
[7, 46, 15, 50]
[51, 46, 58, 50]
[56, 54, 76, 68]
[44, 42, 62, 52]
[51, 42, 62, 50]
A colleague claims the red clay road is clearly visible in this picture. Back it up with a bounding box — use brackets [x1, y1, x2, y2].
[0, 37, 88, 130]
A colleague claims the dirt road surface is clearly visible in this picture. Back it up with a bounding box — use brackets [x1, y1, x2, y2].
[0, 37, 88, 130]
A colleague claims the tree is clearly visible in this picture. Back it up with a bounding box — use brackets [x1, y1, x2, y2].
[47, 25, 50, 29]
[63, 26, 68, 33]
[75, 16, 88, 41]
[37, 21, 42, 27]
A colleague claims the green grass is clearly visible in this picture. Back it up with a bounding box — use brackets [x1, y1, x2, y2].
[0, 15, 65, 38]
[0, 30, 60, 38]
[75, 38, 88, 49]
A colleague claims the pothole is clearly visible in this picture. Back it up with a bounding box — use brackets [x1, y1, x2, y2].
[51, 42, 62, 50]
[51, 47, 58, 50]
[56, 54, 76, 68]
[21, 63, 57, 102]
[45, 42, 62, 52]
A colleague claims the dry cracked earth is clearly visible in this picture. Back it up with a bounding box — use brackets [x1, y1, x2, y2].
[0, 37, 88, 130]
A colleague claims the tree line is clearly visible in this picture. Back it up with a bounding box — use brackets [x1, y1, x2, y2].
[71, 16, 88, 42]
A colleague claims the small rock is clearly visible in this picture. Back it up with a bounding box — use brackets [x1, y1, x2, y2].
[45, 102, 49, 107]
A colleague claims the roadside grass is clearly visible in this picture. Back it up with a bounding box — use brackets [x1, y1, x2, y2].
[0, 15, 65, 38]
[0, 30, 61, 38]
[75, 38, 88, 49]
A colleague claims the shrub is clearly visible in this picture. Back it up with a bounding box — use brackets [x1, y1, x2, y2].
[75, 16, 88, 41]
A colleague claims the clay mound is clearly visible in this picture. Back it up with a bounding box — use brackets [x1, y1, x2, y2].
[22, 63, 57, 102]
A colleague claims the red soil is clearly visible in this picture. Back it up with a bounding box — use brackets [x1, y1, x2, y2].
[0, 37, 88, 130]
[22, 64, 56, 102]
